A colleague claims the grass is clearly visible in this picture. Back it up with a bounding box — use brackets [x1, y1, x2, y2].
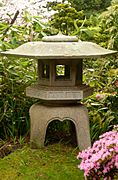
[0, 143, 84, 180]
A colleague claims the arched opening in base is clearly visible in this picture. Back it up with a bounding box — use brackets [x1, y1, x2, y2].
[45, 119, 77, 147]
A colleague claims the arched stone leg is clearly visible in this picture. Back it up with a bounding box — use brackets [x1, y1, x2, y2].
[29, 104, 47, 148]
[29, 103, 91, 150]
[74, 106, 91, 150]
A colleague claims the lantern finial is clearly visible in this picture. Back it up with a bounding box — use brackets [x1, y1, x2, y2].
[42, 33, 78, 42]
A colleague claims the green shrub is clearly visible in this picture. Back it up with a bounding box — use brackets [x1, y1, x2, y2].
[0, 57, 37, 139]
[83, 56, 118, 92]
[83, 92, 118, 142]
[48, 3, 85, 35]
[0, 12, 48, 140]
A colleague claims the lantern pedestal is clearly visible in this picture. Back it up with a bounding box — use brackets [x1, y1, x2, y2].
[29, 102, 91, 150]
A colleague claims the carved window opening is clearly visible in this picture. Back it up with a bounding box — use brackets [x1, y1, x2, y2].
[55, 64, 70, 80]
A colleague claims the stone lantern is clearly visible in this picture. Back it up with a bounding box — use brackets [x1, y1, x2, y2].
[1, 33, 116, 150]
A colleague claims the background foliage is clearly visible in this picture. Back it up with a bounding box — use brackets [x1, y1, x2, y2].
[84, 93, 118, 142]
[68, 0, 111, 12]
[48, 3, 85, 35]
[0, 1, 118, 143]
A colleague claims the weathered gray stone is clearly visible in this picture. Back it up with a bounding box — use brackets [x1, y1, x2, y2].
[30, 103, 91, 150]
[42, 32, 78, 42]
[1, 33, 117, 59]
[26, 84, 93, 101]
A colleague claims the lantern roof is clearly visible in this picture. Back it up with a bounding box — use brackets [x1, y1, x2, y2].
[1, 33, 117, 59]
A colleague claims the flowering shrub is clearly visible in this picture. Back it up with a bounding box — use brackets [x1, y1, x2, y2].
[0, 0, 63, 24]
[77, 126, 118, 180]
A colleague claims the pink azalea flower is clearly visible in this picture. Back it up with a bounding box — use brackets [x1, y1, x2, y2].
[77, 126, 118, 179]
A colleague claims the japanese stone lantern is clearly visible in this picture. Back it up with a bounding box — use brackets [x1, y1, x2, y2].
[1, 33, 116, 150]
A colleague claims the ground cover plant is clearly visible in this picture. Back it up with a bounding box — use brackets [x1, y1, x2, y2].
[0, 143, 84, 180]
